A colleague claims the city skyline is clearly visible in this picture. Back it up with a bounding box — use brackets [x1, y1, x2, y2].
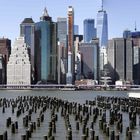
[0, 0, 140, 43]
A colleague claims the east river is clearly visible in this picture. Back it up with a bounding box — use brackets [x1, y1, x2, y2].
[0, 90, 139, 140]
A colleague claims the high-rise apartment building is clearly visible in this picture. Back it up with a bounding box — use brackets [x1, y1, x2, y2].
[57, 17, 67, 84]
[20, 18, 35, 83]
[108, 38, 133, 83]
[96, 3, 108, 47]
[7, 37, 31, 85]
[66, 6, 74, 84]
[35, 8, 57, 83]
[83, 19, 96, 43]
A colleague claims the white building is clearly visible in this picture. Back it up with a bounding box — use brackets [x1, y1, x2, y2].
[74, 37, 82, 80]
[7, 37, 31, 85]
[100, 46, 108, 70]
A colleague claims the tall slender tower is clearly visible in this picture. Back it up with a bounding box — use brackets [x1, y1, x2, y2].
[97, 0, 108, 47]
[35, 8, 57, 83]
[66, 6, 74, 85]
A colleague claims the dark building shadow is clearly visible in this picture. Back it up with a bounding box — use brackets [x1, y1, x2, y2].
[133, 63, 140, 84]
[104, 63, 119, 84]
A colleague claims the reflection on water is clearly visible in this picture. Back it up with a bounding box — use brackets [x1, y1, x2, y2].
[0, 90, 139, 140]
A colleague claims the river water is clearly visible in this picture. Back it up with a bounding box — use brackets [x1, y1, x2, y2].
[0, 89, 139, 140]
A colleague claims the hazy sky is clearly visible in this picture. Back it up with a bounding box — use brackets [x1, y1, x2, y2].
[0, 0, 140, 43]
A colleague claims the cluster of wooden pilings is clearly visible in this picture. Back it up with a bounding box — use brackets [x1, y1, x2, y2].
[0, 95, 140, 140]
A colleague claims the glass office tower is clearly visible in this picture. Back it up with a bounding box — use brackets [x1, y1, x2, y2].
[35, 8, 57, 83]
[97, 9, 108, 47]
[84, 19, 96, 43]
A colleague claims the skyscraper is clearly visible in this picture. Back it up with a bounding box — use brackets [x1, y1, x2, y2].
[133, 46, 140, 84]
[96, 1, 108, 47]
[66, 6, 74, 85]
[35, 8, 57, 83]
[0, 38, 11, 63]
[0, 38, 11, 84]
[20, 18, 35, 83]
[57, 18, 67, 49]
[83, 19, 96, 43]
[57, 17, 67, 84]
[79, 39, 100, 81]
[108, 38, 133, 83]
[7, 37, 31, 85]
[123, 29, 140, 84]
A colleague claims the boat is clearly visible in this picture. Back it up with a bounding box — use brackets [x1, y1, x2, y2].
[128, 92, 140, 98]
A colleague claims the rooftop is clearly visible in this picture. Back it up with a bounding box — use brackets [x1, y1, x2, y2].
[21, 18, 34, 24]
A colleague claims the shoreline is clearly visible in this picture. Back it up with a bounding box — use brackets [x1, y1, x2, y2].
[0, 87, 140, 92]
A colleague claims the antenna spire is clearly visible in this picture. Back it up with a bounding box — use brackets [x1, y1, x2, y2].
[135, 21, 137, 31]
[101, 0, 103, 11]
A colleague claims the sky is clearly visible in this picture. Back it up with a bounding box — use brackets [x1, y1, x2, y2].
[0, 0, 140, 44]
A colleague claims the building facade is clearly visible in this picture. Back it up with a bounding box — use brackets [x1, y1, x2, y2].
[96, 9, 108, 47]
[66, 6, 74, 84]
[0, 38, 11, 84]
[100, 46, 108, 72]
[133, 46, 140, 84]
[83, 19, 96, 43]
[132, 38, 140, 84]
[123, 30, 131, 39]
[0, 54, 5, 84]
[74, 36, 83, 80]
[79, 39, 100, 81]
[20, 18, 35, 83]
[74, 25, 79, 35]
[0, 38, 11, 63]
[107, 38, 133, 83]
[57, 17, 67, 84]
[7, 37, 31, 85]
[123, 30, 140, 84]
[35, 8, 57, 83]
